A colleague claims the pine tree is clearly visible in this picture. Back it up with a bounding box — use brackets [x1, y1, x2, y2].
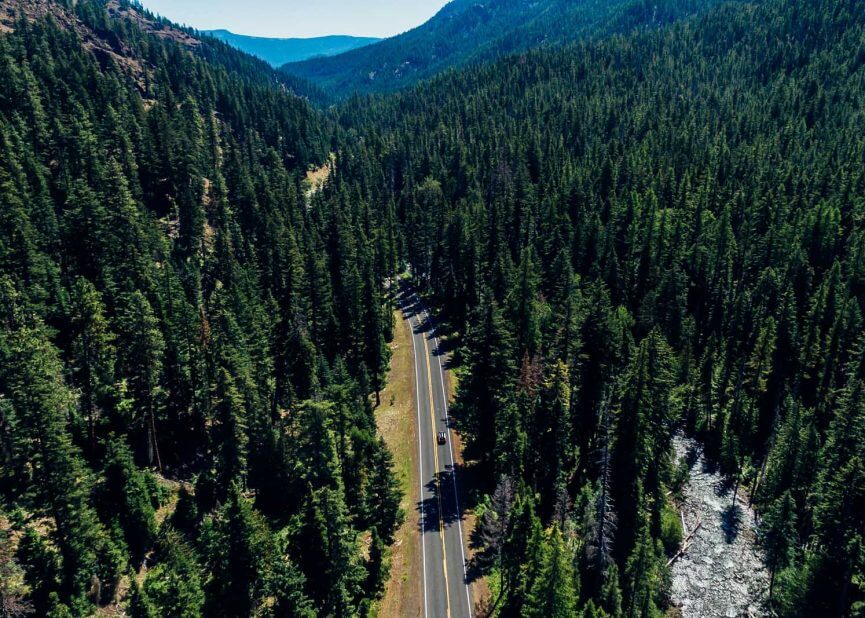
[202, 484, 272, 617]
[500, 491, 543, 615]
[0, 318, 118, 607]
[612, 330, 676, 565]
[798, 372, 865, 615]
[522, 526, 579, 618]
[362, 259, 390, 406]
[474, 476, 516, 575]
[533, 360, 574, 516]
[265, 545, 315, 618]
[67, 277, 116, 456]
[295, 487, 364, 615]
[115, 291, 166, 469]
[455, 294, 516, 458]
[760, 491, 797, 599]
[102, 438, 158, 562]
[16, 527, 61, 615]
[212, 367, 249, 492]
[360, 438, 403, 543]
[623, 521, 664, 618]
[144, 529, 205, 618]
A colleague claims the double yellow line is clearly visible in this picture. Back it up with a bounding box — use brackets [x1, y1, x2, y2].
[420, 311, 452, 618]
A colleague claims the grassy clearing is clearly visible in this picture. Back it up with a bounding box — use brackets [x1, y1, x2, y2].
[372, 306, 423, 618]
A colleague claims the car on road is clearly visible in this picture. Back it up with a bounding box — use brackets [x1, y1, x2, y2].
[437, 431, 447, 445]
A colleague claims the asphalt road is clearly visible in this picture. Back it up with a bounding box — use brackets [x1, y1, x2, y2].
[401, 289, 472, 618]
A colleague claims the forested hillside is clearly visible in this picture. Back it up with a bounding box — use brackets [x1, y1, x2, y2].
[0, 0, 401, 616]
[330, 0, 865, 614]
[281, 0, 730, 98]
[2, 0, 864, 616]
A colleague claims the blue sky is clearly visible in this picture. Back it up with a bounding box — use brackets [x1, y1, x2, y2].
[139, 0, 451, 39]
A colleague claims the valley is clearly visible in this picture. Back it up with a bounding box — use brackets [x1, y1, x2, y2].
[204, 30, 379, 67]
[0, 0, 863, 616]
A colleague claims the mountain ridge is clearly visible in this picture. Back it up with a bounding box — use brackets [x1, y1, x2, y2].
[280, 0, 732, 98]
[204, 29, 380, 67]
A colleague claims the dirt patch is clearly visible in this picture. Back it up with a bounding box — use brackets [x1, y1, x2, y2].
[670, 435, 770, 617]
[304, 153, 335, 203]
[105, 0, 200, 50]
[374, 306, 423, 618]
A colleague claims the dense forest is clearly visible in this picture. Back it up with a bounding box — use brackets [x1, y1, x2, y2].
[0, 0, 402, 616]
[333, 0, 865, 613]
[1, 0, 864, 616]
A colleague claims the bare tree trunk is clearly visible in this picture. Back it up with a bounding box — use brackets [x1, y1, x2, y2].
[149, 403, 162, 471]
[769, 569, 775, 601]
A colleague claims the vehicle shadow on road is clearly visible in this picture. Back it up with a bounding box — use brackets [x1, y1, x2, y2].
[431, 335, 460, 370]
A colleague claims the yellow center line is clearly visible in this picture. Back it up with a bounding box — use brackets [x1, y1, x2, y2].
[422, 314, 451, 618]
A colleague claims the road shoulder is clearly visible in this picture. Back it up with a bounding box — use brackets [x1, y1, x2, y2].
[373, 305, 423, 618]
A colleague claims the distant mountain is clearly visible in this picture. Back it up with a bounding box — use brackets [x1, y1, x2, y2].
[281, 0, 728, 97]
[204, 30, 380, 67]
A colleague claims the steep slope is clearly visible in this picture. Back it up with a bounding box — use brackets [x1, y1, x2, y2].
[281, 0, 729, 97]
[0, 0, 402, 616]
[204, 30, 380, 67]
[0, 0, 329, 102]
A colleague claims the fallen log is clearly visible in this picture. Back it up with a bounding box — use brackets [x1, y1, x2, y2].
[667, 520, 703, 567]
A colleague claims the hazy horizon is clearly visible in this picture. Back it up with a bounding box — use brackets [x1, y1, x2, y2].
[138, 0, 451, 39]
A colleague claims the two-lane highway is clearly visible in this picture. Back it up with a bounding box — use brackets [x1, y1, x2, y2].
[402, 288, 472, 618]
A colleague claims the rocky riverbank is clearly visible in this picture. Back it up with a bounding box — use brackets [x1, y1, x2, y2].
[670, 435, 770, 617]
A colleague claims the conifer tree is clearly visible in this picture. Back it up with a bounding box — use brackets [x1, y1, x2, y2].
[144, 529, 205, 618]
[455, 295, 516, 458]
[522, 526, 579, 618]
[760, 491, 797, 600]
[68, 277, 116, 455]
[202, 484, 272, 617]
[101, 438, 158, 562]
[1, 316, 119, 608]
[115, 291, 166, 469]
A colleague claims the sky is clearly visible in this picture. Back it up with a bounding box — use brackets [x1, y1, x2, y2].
[138, 0, 452, 39]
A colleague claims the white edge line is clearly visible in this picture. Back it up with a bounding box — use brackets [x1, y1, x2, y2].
[406, 300, 429, 618]
[418, 295, 473, 618]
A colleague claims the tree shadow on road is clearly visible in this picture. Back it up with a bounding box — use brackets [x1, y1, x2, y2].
[417, 478, 441, 535]
[416, 469, 471, 535]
